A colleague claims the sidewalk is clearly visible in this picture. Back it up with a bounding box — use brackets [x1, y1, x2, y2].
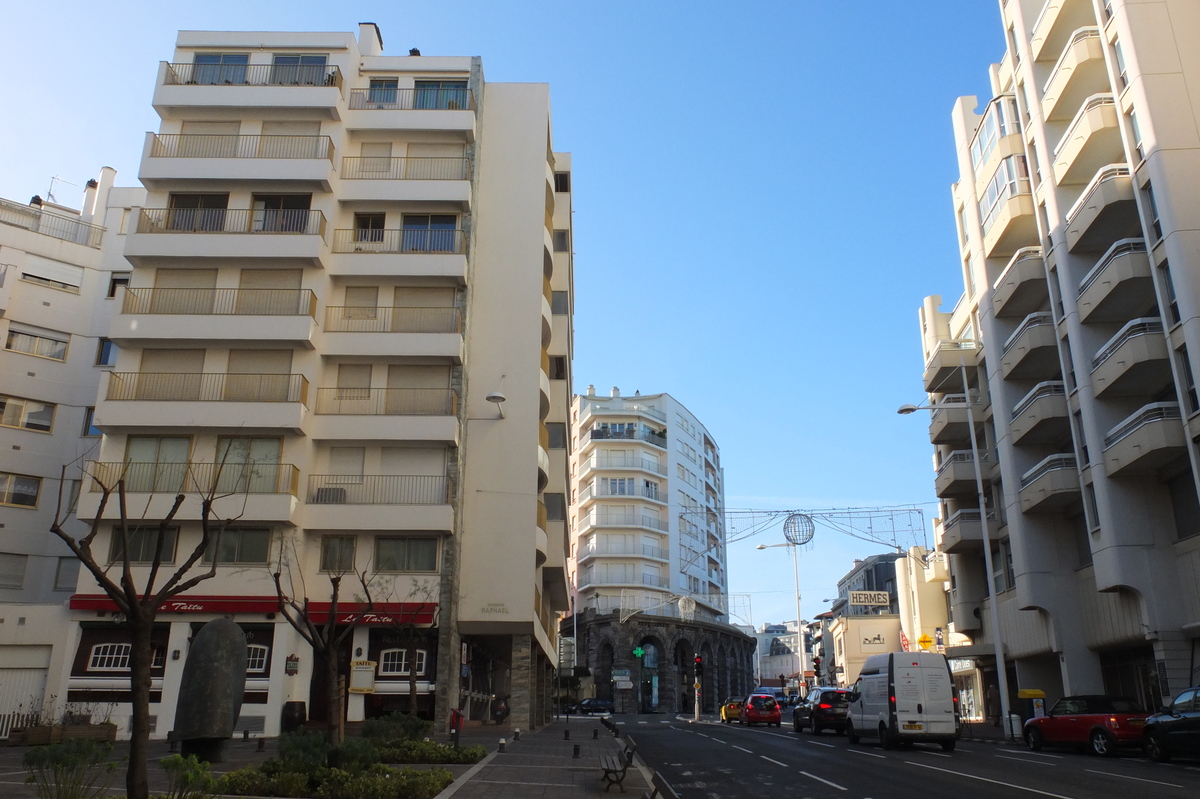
[435, 717, 651, 799]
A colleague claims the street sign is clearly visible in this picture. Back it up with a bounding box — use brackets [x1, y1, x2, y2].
[611, 668, 631, 678]
[615, 680, 634, 689]
[849, 591, 891, 606]
[694, 682, 701, 690]
[917, 634, 933, 650]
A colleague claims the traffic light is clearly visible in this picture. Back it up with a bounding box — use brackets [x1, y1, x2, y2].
[694, 655, 703, 679]
[812, 656, 822, 680]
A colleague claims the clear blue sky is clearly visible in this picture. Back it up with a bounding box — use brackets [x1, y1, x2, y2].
[0, 1, 1005, 627]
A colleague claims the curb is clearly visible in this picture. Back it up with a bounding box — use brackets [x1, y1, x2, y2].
[431, 748, 500, 799]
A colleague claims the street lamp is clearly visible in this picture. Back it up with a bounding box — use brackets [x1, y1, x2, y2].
[898, 362, 1013, 740]
[757, 517, 811, 695]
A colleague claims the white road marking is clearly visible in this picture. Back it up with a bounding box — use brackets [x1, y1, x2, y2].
[847, 748, 887, 759]
[637, 721, 648, 724]
[799, 770, 847, 791]
[806, 740, 835, 748]
[1083, 769, 1184, 788]
[996, 754, 1057, 767]
[761, 756, 788, 767]
[733, 745, 753, 753]
[696, 733, 710, 739]
[1010, 750, 1063, 759]
[917, 751, 954, 758]
[905, 761, 1077, 799]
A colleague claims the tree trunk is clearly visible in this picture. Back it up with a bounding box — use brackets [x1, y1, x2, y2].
[407, 638, 418, 716]
[126, 615, 154, 799]
[325, 648, 343, 747]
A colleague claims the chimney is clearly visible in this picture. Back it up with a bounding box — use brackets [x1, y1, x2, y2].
[409, 48, 421, 56]
[81, 180, 98, 222]
[82, 167, 116, 224]
[586, 384, 595, 397]
[611, 386, 620, 398]
[358, 22, 383, 57]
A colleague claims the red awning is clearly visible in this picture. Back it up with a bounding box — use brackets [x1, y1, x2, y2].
[69, 594, 436, 625]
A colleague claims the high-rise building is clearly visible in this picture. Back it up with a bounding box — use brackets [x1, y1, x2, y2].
[64, 24, 572, 737]
[919, 0, 1200, 713]
[567, 388, 754, 713]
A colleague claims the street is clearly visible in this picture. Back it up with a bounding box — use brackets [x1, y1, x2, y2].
[613, 714, 1200, 799]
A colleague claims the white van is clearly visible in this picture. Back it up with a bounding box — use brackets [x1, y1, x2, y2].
[846, 651, 959, 751]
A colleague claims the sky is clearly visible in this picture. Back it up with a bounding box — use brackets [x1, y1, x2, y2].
[0, 1, 1005, 628]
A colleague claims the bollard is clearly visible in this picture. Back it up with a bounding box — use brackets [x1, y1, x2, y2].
[573, 743, 580, 758]
[256, 738, 266, 753]
[593, 728, 599, 739]
[169, 738, 179, 754]
[499, 738, 506, 753]
[564, 728, 570, 740]
[242, 729, 250, 741]
[514, 728, 521, 741]
[450, 729, 460, 751]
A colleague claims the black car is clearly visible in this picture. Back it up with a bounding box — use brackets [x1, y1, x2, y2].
[793, 687, 851, 735]
[1144, 686, 1200, 762]
[577, 698, 615, 715]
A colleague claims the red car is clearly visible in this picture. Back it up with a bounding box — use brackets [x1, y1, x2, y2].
[739, 693, 782, 727]
[1023, 695, 1148, 756]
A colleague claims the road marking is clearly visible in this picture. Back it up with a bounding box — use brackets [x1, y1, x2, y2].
[799, 770, 847, 791]
[847, 748, 887, 759]
[733, 745, 753, 753]
[696, 733, 710, 739]
[905, 761, 1077, 799]
[760, 756, 788, 767]
[1083, 769, 1183, 788]
[805, 740, 834, 748]
[996, 754, 1057, 767]
[917, 750, 954, 758]
[1009, 750, 1063, 759]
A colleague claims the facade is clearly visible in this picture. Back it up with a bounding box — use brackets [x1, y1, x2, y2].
[829, 553, 903, 617]
[919, 0, 1200, 717]
[752, 621, 803, 695]
[63, 24, 573, 738]
[825, 555, 903, 687]
[0, 174, 140, 734]
[569, 388, 753, 711]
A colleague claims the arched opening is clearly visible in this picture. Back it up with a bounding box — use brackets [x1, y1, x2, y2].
[636, 637, 665, 713]
[673, 638, 695, 714]
[597, 641, 615, 701]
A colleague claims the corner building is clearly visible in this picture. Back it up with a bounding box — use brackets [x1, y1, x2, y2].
[70, 24, 573, 737]
[919, 0, 1200, 714]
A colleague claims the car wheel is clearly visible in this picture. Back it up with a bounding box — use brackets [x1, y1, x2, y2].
[1145, 734, 1171, 763]
[940, 739, 956, 752]
[1089, 729, 1116, 757]
[793, 718, 802, 733]
[811, 723, 822, 735]
[880, 723, 896, 750]
[846, 720, 859, 744]
[1025, 728, 1044, 752]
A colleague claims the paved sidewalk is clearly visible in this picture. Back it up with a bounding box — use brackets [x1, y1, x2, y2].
[436, 716, 651, 799]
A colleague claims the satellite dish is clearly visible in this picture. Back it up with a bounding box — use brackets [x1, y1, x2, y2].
[783, 513, 815, 546]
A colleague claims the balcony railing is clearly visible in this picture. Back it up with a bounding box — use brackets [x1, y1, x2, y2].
[943, 508, 998, 530]
[347, 87, 473, 110]
[993, 246, 1044, 291]
[1020, 454, 1078, 489]
[1043, 27, 1101, 94]
[313, 388, 457, 415]
[925, 339, 978, 366]
[1091, 317, 1164, 370]
[579, 484, 663, 502]
[324, 306, 460, 333]
[582, 543, 668, 560]
[929, 393, 978, 422]
[163, 62, 342, 88]
[106, 373, 309, 404]
[331, 228, 465, 254]
[1052, 94, 1116, 156]
[0, 197, 104, 248]
[1066, 164, 1130, 222]
[307, 474, 451, 504]
[1012, 381, 1067, 419]
[642, 574, 669, 588]
[1103, 402, 1182, 448]
[936, 449, 991, 475]
[588, 428, 667, 447]
[137, 208, 326, 237]
[1002, 312, 1056, 355]
[340, 157, 471, 181]
[122, 288, 316, 317]
[88, 461, 299, 495]
[584, 402, 668, 422]
[580, 513, 669, 532]
[580, 454, 667, 475]
[149, 134, 334, 161]
[1078, 238, 1147, 294]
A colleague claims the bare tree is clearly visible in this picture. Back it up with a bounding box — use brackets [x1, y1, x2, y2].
[272, 537, 374, 747]
[49, 463, 239, 799]
[378, 579, 439, 717]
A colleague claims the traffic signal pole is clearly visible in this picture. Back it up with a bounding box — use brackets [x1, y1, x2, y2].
[693, 656, 703, 722]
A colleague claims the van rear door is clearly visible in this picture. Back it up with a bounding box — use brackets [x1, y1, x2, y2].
[921, 660, 956, 735]
[893, 660, 926, 731]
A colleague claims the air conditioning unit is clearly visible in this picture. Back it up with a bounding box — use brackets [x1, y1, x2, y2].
[313, 487, 346, 504]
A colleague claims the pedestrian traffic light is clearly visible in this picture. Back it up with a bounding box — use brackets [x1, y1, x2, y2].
[813, 656, 822, 680]
[694, 655, 703, 678]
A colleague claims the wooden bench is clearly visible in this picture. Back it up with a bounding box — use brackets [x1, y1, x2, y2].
[642, 770, 681, 799]
[599, 735, 637, 792]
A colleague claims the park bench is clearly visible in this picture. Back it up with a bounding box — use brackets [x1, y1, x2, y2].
[599, 734, 637, 792]
[642, 770, 681, 799]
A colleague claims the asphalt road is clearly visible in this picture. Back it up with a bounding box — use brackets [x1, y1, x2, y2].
[616, 714, 1200, 799]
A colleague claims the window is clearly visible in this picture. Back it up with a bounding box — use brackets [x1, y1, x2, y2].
[167, 193, 229, 232]
[6, 326, 68, 361]
[554, 172, 571, 193]
[193, 53, 249, 85]
[379, 648, 427, 676]
[969, 96, 1019, 171]
[375, 537, 438, 572]
[992, 541, 1015, 593]
[215, 437, 284, 494]
[980, 156, 1029, 234]
[66, 480, 82, 514]
[367, 78, 398, 105]
[544, 493, 566, 521]
[1159, 261, 1180, 325]
[1114, 39, 1128, 89]
[552, 230, 570, 252]
[401, 214, 459, 253]
[107, 272, 131, 299]
[414, 80, 468, 110]
[0, 472, 40, 508]
[271, 54, 329, 86]
[1130, 111, 1145, 163]
[152, 648, 166, 669]
[96, 339, 118, 367]
[124, 436, 191, 493]
[0, 393, 55, 432]
[204, 527, 270, 564]
[0, 553, 27, 588]
[109, 526, 179, 564]
[551, 291, 569, 315]
[246, 644, 269, 673]
[54, 557, 79, 591]
[1145, 182, 1163, 241]
[1072, 411, 1089, 465]
[353, 213, 386, 244]
[252, 194, 312, 233]
[320, 535, 356, 573]
[82, 407, 101, 436]
[1179, 346, 1198, 414]
[88, 643, 132, 671]
[546, 422, 567, 449]
[549, 356, 567, 380]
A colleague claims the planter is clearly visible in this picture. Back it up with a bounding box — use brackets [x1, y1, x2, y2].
[62, 723, 117, 741]
[9, 723, 116, 746]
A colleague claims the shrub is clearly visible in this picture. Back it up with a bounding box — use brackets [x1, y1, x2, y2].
[269, 771, 312, 797]
[159, 754, 215, 799]
[313, 767, 398, 799]
[329, 737, 380, 771]
[217, 767, 271, 797]
[393, 768, 454, 799]
[23, 738, 120, 799]
[361, 713, 431, 742]
[378, 739, 486, 764]
[277, 729, 330, 773]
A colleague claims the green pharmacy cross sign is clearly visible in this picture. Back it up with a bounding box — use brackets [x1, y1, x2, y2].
[632, 646, 645, 658]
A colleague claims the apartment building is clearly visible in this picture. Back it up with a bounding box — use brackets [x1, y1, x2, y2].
[0, 173, 144, 734]
[64, 24, 572, 737]
[919, 0, 1200, 714]
[568, 388, 755, 713]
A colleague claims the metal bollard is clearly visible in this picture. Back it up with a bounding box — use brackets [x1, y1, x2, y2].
[514, 728, 521, 741]
[593, 728, 599, 739]
[564, 728, 570, 740]
[499, 738, 506, 753]
[256, 738, 266, 753]
[450, 729, 460, 751]
[242, 729, 250, 741]
[573, 743, 580, 758]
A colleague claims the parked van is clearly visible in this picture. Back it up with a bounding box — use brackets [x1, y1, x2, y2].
[846, 651, 958, 751]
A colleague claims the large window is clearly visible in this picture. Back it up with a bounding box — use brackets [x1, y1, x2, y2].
[271, 54, 328, 86]
[95, 339, 118, 367]
[969, 96, 1019, 171]
[215, 437, 284, 494]
[167, 193, 229, 232]
[375, 537, 438, 572]
[0, 472, 40, 508]
[980, 156, 1030, 235]
[88, 643, 132, 671]
[414, 80, 468, 110]
[0, 553, 27, 588]
[109, 525, 179, 564]
[193, 53, 249, 85]
[0, 393, 55, 432]
[401, 214, 458, 253]
[204, 527, 271, 565]
[54, 557, 79, 591]
[124, 436, 191, 493]
[320, 535, 356, 573]
[378, 648, 427, 676]
[6, 326, 68, 361]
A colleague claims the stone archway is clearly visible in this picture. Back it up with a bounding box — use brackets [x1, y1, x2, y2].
[699, 640, 716, 712]
[672, 637, 695, 714]
[634, 634, 668, 713]
[596, 641, 615, 701]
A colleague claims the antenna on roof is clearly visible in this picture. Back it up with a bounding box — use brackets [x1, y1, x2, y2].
[46, 175, 77, 205]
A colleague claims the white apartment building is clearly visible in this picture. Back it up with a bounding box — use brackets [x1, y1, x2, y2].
[62, 24, 572, 737]
[0, 173, 142, 735]
[919, 0, 1200, 714]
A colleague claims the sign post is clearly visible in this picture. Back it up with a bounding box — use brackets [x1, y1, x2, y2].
[694, 682, 701, 723]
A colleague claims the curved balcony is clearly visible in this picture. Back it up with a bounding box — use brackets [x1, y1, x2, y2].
[538, 424, 550, 493]
[1030, 0, 1098, 63]
[115, 288, 318, 348]
[1065, 165, 1139, 253]
[935, 450, 994, 498]
[586, 427, 667, 449]
[981, 163, 1037, 258]
[1052, 95, 1123, 185]
[991, 247, 1047, 318]
[141, 133, 335, 190]
[923, 340, 978, 392]
[1000, 312, 1060, 380]
[1077, 239, 1151, 323]
[578, 542, 669, 564]
[1009, 381, 1069, 445]
[578, 453, 667, 476]
[577, 484, 665, 507]
[939, 509, 999, 554]
[1041, 28, 1106, 122]
[1019, 454, 1080, 513]
[1103, 402, 1185, 477]
[928, 394, 979, 445]
[1090, 318, 1169, 397]
[577, 510, 669, 533]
